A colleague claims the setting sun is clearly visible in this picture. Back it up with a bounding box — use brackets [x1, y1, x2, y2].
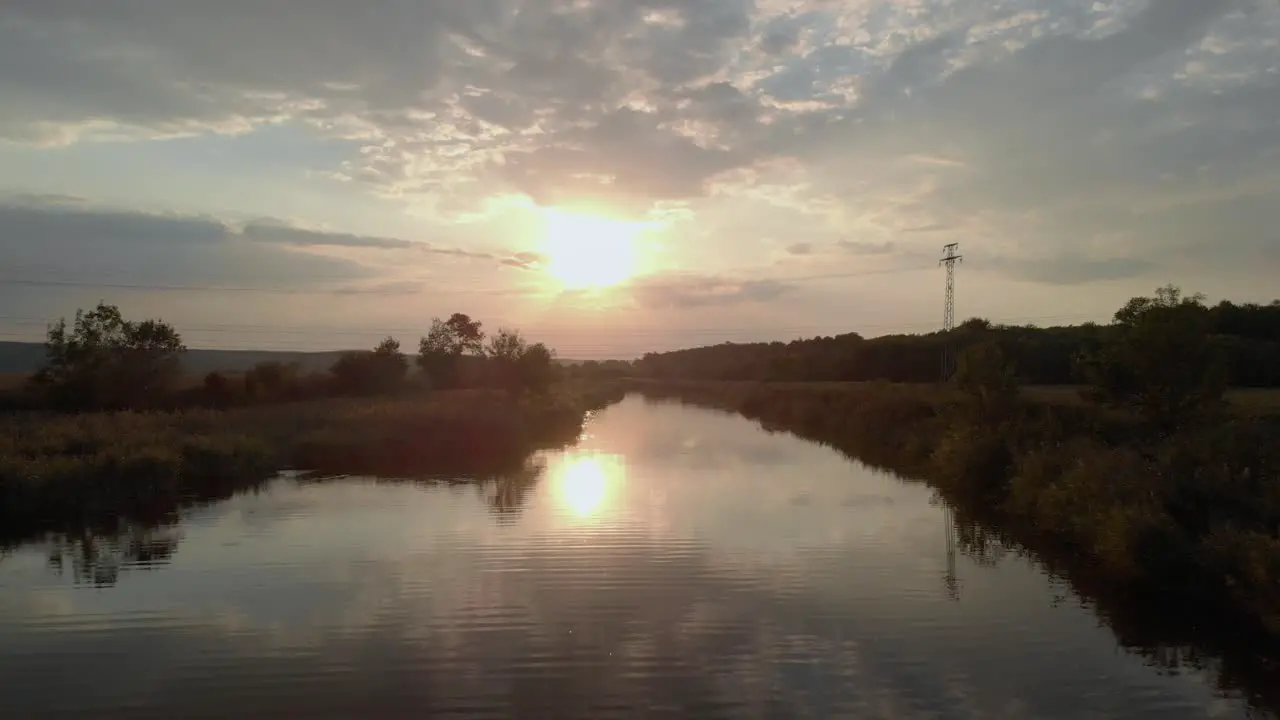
[540, 208, 643, 290]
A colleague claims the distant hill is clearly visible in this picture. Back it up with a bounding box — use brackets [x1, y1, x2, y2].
[0, 343, 45, 376]
[0, 341, 608, 377]
[0, 341, 346, 376]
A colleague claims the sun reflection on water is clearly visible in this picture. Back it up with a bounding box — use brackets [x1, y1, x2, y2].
[552, 453, 624, 520]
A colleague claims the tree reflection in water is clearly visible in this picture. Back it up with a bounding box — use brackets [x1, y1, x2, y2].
[4, 460, 1279, 715]
[46, 523, 182, 586]
[945, 499, 1280, 714]
[476, 459, 546, 523]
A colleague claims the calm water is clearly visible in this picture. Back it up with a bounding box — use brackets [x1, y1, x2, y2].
[0, 396, 1266, 718]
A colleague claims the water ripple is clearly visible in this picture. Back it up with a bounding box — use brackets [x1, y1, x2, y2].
[0, 397, 1264, 719]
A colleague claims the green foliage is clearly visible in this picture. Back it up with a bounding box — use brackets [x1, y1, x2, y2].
[330, 336, 408, 396]
[931, 418, 1016, 498]
[418, 313, 485, 389]
[952, 341, 1020, 417]
[31, 302, 185, 411]
[1081, 285, 1226, 434]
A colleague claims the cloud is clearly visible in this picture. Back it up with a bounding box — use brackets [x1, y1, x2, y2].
[774, 0, 1279, 285]
[500, 251, 548, 270]
[900, 224, 952, 234]
[240, 220, 495, 259]
[0, 0, 764, 207]
[2, 0, 1279, 324]
[983, 254, 1156, 286]
[330, 281, 426, 297]
[837, 240, 897, 255]
[0, 199, 375, 291]
[241, 222, 418, 250]
[0, 199, 522, 304]
[629, 274, 793, 309]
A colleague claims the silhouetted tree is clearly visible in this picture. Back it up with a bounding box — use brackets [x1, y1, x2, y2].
[520, 343, 558, 395]
[32, 302, 185, 411]
[330, 336, 408, 396]
[418, 313, 485, 389]
[1082, 285, 1226, 434]
[202, 371, 234, 408]
[632, 293, 1280, 388]
[244, 361, 300, 401]
[485, 328, 557, 396]
[958, 317, 994, 333]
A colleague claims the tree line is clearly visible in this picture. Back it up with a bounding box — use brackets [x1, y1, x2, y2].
[634, 292, 1280, 388]
[25, 306, 559, 412]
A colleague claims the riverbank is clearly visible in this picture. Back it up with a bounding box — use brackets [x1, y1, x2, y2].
[632, 379, 1280, 639]
[0, 383, 625, 541]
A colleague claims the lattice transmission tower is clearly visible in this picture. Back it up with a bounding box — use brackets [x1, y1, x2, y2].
[937, 242, 964, 600]
[939, 243, 963, 381]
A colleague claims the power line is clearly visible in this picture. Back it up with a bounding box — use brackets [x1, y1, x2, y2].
[770, 264, 938, 283]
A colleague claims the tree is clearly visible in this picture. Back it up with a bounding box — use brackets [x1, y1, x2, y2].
[518, 341, 558, 396]
[958, 317, 994, 333]
[953, 340, 1020, 417]
[418, 313, 484, 389]
[330, 336, 408, 396]
[485, 328, 557, 396]
[202, 371, 234, 408]
[244, 361, 300, 401]
[32, 302, 185, 410]
[1081, 285, 1225, 434]
[485, 328, 527, 396]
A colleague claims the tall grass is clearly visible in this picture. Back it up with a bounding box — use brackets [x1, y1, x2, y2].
[0, 383, 624, 542]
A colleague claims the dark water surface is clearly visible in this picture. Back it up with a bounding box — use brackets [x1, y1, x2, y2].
[0, 397, 1266, 718]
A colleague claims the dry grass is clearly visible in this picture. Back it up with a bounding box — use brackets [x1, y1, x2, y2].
[0, 383, 624, 541]
[0, 373, 27, 390]
[1022, 384, 1280, 416]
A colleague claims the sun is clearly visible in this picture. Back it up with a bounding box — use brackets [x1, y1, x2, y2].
[540, 208, 643, 290]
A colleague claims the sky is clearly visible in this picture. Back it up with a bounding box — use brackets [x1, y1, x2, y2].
[1, 0, 1278, 358]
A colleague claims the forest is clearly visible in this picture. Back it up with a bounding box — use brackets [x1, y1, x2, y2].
[634, 297, 1280, 387]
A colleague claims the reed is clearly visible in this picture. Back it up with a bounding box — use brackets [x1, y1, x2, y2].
[0, 383, 624, 541]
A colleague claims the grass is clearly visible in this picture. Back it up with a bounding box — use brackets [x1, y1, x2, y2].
[0, 373, 26, 391]
[0, 383, 625, 543]
[1022, 384, 1280, 416]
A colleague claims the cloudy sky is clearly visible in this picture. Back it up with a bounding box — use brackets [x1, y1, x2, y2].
[2, 0, 1278, 357]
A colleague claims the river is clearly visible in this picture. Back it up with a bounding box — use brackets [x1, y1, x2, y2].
[0, 396, 1268, 718]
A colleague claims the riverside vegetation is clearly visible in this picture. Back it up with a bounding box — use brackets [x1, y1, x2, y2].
[634, 286, 1280, 642]
[0, 303, 624, 543]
